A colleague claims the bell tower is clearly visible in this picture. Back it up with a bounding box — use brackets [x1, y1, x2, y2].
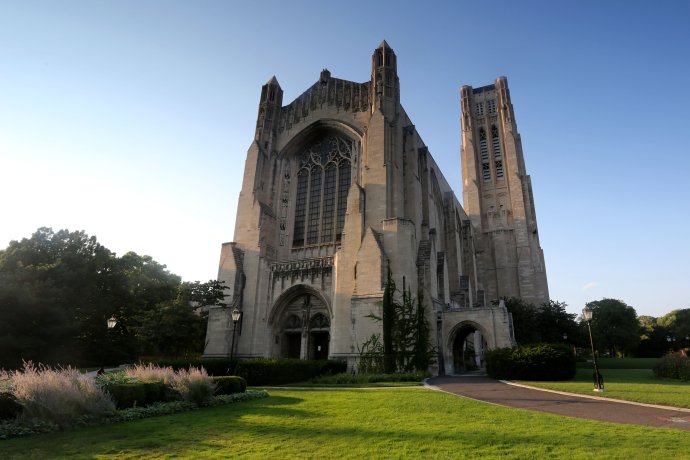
[460, 77, 549, 305]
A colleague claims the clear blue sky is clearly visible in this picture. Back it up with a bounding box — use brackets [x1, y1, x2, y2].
[1, 1, 688, 318]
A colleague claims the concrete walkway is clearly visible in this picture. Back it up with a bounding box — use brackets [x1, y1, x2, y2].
[427, 375, 690, 431]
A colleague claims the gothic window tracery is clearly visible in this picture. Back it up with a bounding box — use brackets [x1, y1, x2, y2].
[292, 135, 353, 247]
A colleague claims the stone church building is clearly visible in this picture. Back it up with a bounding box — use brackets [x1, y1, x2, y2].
[204, 41, 548, 374]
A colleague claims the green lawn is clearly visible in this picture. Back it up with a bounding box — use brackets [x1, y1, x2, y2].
[576, 357, 659, 369]
[519, 369, 690, 408]
[2, 388, 690, 459]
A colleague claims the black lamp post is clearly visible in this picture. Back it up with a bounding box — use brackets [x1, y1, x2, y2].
[582, 306, 604, 392]
[230, 308, 241, 361]
[99, 316, 117, 374]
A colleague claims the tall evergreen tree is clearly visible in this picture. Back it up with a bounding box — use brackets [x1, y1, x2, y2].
[382, 264, 395, 373]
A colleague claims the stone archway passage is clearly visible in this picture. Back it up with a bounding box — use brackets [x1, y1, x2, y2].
[452, 324, 485, 373]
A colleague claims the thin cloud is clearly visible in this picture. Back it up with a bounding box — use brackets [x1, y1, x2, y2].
[582, 281, 597, 291]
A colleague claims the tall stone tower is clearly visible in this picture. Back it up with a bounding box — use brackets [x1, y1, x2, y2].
[460, 77, 549, 305]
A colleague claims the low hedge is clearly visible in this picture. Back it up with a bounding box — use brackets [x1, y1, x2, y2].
[0, 392, 22, 420]
[310, 372, 430, 385]
[102, 382, 168, 409]
[486, 343, 576, 381]
[653, 353, 690, 381]
[212, 376, 247, 395]
[142, 358, 347, 385]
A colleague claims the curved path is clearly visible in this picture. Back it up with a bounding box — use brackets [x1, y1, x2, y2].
[427, 375, 690, 431]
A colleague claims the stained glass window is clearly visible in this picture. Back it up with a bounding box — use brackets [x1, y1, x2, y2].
[292, 135, 353, 247]
[293, 171, 308, 247]
[321, 165, 336, 243]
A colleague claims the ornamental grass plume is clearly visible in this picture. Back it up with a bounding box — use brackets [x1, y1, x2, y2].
[9, 361, 115, 426]
[124, 363, 176, 385]
[170, 367, 216, 405]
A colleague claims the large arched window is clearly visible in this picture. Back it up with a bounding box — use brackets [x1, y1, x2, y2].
[293, 135, 352, 247]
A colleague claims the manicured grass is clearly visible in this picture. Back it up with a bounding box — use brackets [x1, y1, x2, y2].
[2, 388, 690, 459]
[519, 369, 690, 408]
[279, 381, 422, 388]
[576, 357, 659, 369]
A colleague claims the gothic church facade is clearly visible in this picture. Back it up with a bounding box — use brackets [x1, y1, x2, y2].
[204, 42, 548, 373]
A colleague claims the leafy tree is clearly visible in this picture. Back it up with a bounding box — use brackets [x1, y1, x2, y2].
[637, 315, 670, 357]
[0, 227, 211, 368]
[584, 298, 639, 357]
[364, 270, 434, 373]
[658, 309, 690, 349]
[502, 297, 539, 344]
[0, 228, 117, 367]
[535, 300, 578, 345]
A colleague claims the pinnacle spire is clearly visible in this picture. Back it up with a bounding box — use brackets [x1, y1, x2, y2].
[266, 75, 280, 87]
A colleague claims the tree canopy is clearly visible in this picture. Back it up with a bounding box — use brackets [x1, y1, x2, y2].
[584, 298, 640, 357]
[0, 227, 222, 369]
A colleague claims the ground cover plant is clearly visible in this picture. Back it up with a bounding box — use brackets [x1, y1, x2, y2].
[2, 388, 690, 458]
[518, 368, 690, 408]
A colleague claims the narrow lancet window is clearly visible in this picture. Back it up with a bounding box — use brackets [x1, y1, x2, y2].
[492, 126, 504, 180]
[480, 128, 491, 182]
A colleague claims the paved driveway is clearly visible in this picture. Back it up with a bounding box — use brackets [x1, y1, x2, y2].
[427, 375, 690, 431]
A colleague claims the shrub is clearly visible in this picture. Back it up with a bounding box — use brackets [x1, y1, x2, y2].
[212, 376, 247, 395]
[101, 382, 168, 409]
[142, 357, 347, 385]
[486, 344, 576, 381]
[653, 353, 690, 381]
[125, 363, 176, 385]
[8, 362, 115, 426]
[140, 358, 236, 376]
[170, 368, 216, 405]
[310, 372, 429, 385]
[0, 392, 23, 420]
[234, 358, 347, 385]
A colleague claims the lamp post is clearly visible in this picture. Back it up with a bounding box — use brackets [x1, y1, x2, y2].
[99, 316, 117, 375]
[582, 306, 604, 392]
[230, 308, 241, 361]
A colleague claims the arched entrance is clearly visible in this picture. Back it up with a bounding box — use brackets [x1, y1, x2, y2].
[450, 322, 487, 374]
[271, 286, 331, 360]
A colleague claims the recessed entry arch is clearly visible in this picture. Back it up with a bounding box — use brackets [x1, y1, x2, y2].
[269, 284, 332, 360]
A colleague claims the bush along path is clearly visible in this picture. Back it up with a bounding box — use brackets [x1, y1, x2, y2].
[0, 363, 267, 440]
[426, 375, 690, 431]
